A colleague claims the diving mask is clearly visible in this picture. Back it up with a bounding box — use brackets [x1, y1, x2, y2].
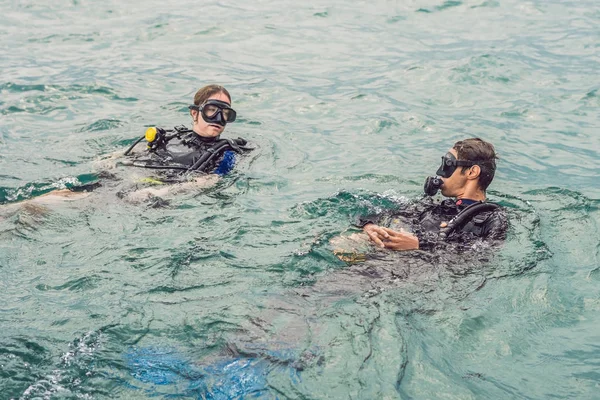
[189, 100, 237, 127]
[424, 152, 476, 196]
[436, 152, 476, 178]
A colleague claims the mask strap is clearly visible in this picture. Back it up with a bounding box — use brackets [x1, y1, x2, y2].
[454, 160, 476, 167]
[188, 105, 200, 122]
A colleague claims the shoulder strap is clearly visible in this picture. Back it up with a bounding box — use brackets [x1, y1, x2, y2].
[187, 138, 249, 172]
[439, 202, 500, 239]
[461, 213, 491, 236]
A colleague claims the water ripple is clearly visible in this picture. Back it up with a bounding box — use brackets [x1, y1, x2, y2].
[1, 0, 599, 398]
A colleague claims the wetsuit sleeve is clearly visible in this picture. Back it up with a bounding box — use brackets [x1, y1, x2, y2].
[412, 204, 505, 252]
[354, 209, 402, 228]
[481, 209, 508, 241]
[354, 213, 384, 228]
[419, 208, 508, 252]
[414, 230, 439, 251]
[214, 150, 236, 176]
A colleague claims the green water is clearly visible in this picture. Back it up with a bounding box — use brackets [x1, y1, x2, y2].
[1, 0, 599, 398]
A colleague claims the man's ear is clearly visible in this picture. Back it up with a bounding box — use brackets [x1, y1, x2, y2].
[467, 165, 481, 180]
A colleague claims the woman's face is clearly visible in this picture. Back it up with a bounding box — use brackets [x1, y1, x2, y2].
[191, 91, 231, 138]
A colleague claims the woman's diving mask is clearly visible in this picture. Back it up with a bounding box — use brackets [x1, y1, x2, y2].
[189, 100, 237, 127]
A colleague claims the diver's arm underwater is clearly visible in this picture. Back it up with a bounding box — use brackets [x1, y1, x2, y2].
[353, 208, 420, 250]
[364, 224, 419, 250]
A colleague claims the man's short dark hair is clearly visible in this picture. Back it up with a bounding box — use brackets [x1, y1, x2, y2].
[453, 138, 497, 191]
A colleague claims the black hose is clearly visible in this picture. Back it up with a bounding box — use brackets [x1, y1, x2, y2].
[130, 162, 189, 171]
[187, 143, 230, 172]
[123, 136, 145, 156]
[186, 138, 248, 172]
[123, 128, 185, 156]
[439, 202, 499, 239]
[125, 136, 251, 173]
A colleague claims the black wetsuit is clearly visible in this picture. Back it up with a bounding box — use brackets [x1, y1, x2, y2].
[64, 131, 245, 197]
[143, 132, 237, 177]
[357, 198, 508, 250]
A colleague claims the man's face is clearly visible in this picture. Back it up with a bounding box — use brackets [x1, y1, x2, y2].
[440, 148, 470, 197]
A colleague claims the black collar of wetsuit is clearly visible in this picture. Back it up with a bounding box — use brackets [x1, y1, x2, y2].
[455, 198, 480, 207]
[186, 132, 221, 147]
[440, 198, 481, 209]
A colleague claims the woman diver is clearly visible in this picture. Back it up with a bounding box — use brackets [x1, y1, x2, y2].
[117, 84, 250, 202]
[1, 84, 250, 210]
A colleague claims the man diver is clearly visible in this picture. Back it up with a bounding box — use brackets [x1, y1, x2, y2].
[359, 138, 507, 251]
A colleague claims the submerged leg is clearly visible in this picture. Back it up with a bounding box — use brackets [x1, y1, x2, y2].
[32, 189, 92, 204]
[0, 189, 92, 220]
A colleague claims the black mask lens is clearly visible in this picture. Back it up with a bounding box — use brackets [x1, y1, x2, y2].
[203, 105, 219, 118]
[197, 100, 237, 125]
[436, 153, 456, 178]
[435, 152, 476, 178]
[221, 108, 236, 122]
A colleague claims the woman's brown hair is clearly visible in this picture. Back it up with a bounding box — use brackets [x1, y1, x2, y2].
[193, 85, 231, 106]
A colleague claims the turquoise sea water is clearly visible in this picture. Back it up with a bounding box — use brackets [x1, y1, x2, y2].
[1, 0, 599, 398]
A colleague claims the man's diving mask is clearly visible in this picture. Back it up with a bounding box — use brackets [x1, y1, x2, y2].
[189, 100, 237, 127]
[436, 152, 476, 178]
[424, 152, 477, 196]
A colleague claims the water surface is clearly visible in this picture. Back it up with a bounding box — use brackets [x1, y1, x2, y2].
[1, 0, 599, 398]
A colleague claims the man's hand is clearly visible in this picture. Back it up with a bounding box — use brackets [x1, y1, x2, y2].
[363, 224, 419, 251]
[363, 223, 390, 248]
[379, 227, 419, 251]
